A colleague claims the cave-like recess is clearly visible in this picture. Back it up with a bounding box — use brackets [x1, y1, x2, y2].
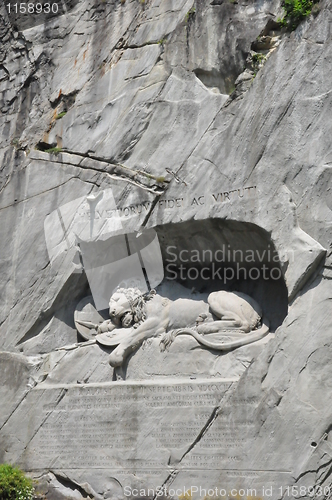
[155, 218, 288, 332]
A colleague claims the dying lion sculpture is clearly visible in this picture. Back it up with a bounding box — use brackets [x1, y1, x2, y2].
[89, 287, 269, 368]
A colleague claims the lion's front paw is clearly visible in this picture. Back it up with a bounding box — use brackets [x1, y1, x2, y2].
[97, 320, 111, 334]
[142, 338, 152, 350]
[160, 342, 166, 352]
[109, 351, 124, 368]
[97, 320, 117, 334]
[160, 332, 175, 352]
[195, 313, 208, 326]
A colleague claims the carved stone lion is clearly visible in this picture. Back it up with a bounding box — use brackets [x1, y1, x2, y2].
[93, 288, 269, 368]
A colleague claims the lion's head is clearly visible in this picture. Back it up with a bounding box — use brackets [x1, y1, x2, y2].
[109, 288, 153, 328]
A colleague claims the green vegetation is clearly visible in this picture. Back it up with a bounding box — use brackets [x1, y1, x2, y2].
[158, 38, 167, 46]
[277, 0, 319, 30]
[252, 53, 266, 64]
[45, 147, 62, 154]
[185, 7, 196, 22]
[0, 464, 34, 500]
[250, 53, 267, 79]
[55, 111, 67, 120]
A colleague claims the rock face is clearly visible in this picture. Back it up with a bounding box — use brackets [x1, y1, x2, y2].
[0, 0, 331, 499]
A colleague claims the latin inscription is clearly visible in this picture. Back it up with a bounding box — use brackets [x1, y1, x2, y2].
[26, 380, 256, 470]
[121, 186, 256, 216]
[75, 186, 257, 221]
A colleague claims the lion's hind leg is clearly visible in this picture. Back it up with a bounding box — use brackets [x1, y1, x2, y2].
[207, 293, 251, 332]
[196, 318, 249, 335]
[201, 307, 250, 333]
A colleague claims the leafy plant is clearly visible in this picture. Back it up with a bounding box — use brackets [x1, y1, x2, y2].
[252, 53, 266, 63]
[45, 147, 62, 154]
[278, 0, 319, 30]
[55, 111, 67, 120]
[0, 464, 34, 500]
[158, 38, 167, 46]
[276, 16, 285, 27]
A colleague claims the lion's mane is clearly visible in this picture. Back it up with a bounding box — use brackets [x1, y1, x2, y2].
[115, 288, 156, 328]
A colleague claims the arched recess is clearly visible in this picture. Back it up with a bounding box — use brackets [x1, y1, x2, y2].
[155, 218, 288, 332]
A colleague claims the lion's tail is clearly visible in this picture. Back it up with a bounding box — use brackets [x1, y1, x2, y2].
[161, 319, 269, 352]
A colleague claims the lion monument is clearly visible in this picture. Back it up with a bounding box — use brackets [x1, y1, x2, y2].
[87, 287, 269, 368]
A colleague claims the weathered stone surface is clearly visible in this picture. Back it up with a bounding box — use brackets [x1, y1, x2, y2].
[0, 0, 331, 498]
